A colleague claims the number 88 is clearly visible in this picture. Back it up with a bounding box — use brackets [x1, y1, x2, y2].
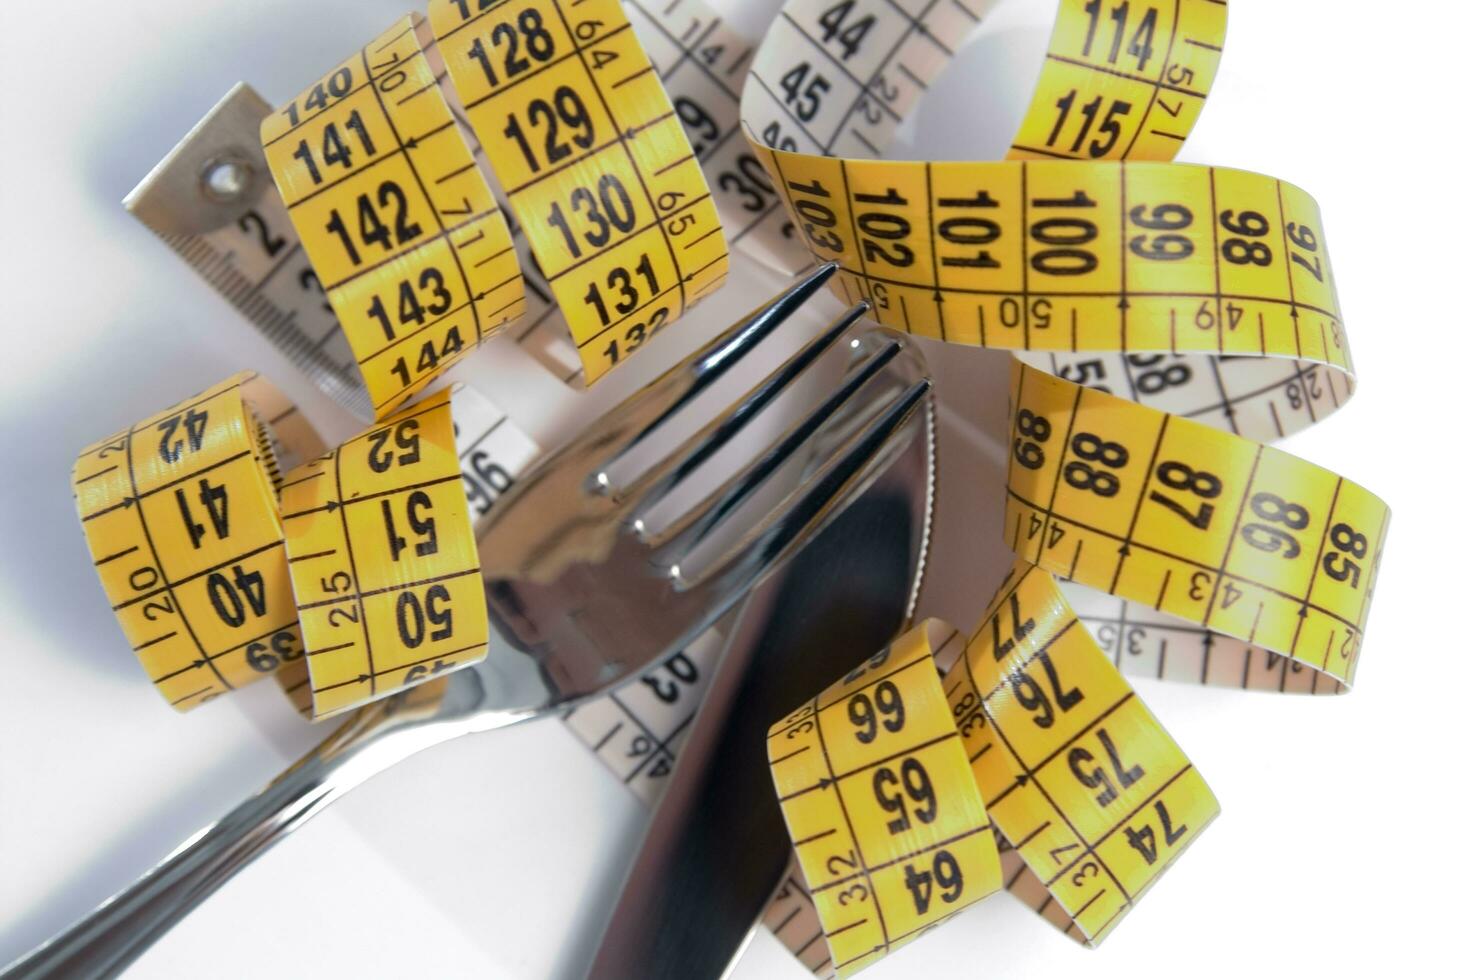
[1063, 431, 1128, 497]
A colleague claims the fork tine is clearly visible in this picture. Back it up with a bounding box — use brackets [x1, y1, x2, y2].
[621, 300, 871, 514]
[673, 374, 931, 590]
[602, 261, 838, 471]
[650, 336, 906, 558]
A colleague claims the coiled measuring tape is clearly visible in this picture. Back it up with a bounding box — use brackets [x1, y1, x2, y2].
[126, 0, 818, 411]
[73, 373, 542, 719]
[732, 0, 1390, 974]
[129, 3, 729, 419]
[71, 373, 325, 710]
[260, 14, 528, 419]
[269, 382, 541, 716]
[263, 2, 727, 414]
[274, 387, 491, 718]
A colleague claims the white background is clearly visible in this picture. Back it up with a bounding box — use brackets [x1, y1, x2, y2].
[0, 1, 1467, 977]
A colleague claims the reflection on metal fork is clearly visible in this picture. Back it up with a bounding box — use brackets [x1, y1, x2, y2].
[5, 262, 934, 980]
[585, 324, 935, 980]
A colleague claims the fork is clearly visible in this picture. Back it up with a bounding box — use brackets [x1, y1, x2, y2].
[6, 262, 934, 979]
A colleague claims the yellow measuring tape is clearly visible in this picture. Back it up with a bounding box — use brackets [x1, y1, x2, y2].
[749, 0, 1388, 974]
[427, 0, 730, 379]
[262, 15, 526, 419]
[263, 4, 728, 417]
[74, 375, 517, 720]
[71, 373, 325, 711]
[770, 620, 1003, 968]
[278, 387, 488, 719]
[78, 0, 1386, 971]
[273, 384, 539, 717]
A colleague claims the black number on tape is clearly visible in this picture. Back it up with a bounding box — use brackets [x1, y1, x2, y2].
[367, 420, 422, 473]
[874, 757, 938, 834]
[847, 679, 906, 744]
[207, 564, 268, 628]
[396, 583, 454, 647]
[904, 849, 965, 915]
[175, 479, 230, 548]
[505, 86, 594, 173]
[383, 490, 439, 561]
[324, 181, 423, 266]
[1068, 727, 1144, 807]
[292, 109, 377, 184]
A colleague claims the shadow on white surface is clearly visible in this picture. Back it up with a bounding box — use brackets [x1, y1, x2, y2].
[894, 23, 1052, 162]
[0, 684, 311, 962]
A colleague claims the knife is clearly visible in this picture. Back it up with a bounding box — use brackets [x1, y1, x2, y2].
[584, 388, 933, 979]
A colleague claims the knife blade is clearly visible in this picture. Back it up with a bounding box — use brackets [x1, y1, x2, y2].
[584, 393, 933, 979]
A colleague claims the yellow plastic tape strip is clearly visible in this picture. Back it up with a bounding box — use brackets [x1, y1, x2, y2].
[624, 0, 815, 276]
[943, 563, 1218, 945]
[428, 0, 729, 382]
[495, 0, 816, 381]
[769, 573, 1219, 976]
[72, 372, 324, 712]
[278, 387, 488, 719]
[262, 14, 525, 420]
[752, 155, 1349, 404]
[745, 0, 1389, 971]
[738, 0, 1352, 443]
[768, 620, 1002, 975]
[1006, 359, 1386, 688]
[274, 383, 541, 716]
[1010, 0, 1223, 163]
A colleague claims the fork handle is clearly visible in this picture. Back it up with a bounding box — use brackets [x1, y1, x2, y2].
[3, 695, 453, 980]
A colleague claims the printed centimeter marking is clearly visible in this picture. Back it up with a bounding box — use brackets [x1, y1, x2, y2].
[276, 384, 540, 717]
[263, 14, 524, 420]
[72, 373, 323, 711]
[428, 0, 727, 383]
[1060, 581, 1349, 695]
[753, 155, 1347, 376]
[769, 621, 1002, 977]
[945, 565, 1218, 946]
[1006, 360, 1387, 685]
[279, 387, 489, 719]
